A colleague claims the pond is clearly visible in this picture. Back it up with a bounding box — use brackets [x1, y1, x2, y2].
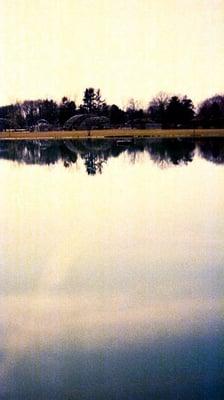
[0, 138, 223, 399]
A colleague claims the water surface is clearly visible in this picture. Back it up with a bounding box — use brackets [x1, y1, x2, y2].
[0, 138, 223, 399]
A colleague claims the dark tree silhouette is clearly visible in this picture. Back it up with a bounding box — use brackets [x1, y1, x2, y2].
[82, 88, 107, 115]
[126, 99, 145, 128]
[166, 96, 183, 127]
[8, 103, 25, 128]
[82, 88, 96, 114]
[164, 95, 194, 128]
[20, 100, 40, 127]
[1, 89, 224, 131]
[38, 99, 58, 124]
[148, 92, 170, 127]
[197, 95, 224, 128]
[58, 97, 77, 125]
[180, 97, 195, 127]
[109, 104, 125, 127]
[0, 103, 25, 129]
[94, 89, 108, 114]
[149, 94, 194, 128]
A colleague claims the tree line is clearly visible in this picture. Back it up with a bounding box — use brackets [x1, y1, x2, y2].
[0, 88, 224, 130]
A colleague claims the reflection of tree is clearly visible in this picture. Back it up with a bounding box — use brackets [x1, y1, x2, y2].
[82, 153, 107, 175]
[0, 140, 78, 166]
[0, 138, 223, 173]
[147, 139, 195, 166]
[197, 139, 224, 164]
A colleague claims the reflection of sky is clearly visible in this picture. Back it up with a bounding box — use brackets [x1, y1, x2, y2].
[0, 154, 223, 398]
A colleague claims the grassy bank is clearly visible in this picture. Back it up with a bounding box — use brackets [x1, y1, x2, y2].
[0, 128, 224, 140]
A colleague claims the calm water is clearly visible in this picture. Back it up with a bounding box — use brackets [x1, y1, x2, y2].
[0, 138, 223, 399]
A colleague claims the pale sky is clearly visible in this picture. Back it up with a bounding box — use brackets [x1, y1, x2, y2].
[0, 0, 223, 108]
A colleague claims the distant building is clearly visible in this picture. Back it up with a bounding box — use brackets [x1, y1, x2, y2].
[125, 119, 162, 129]
[31, 119, 52, 132]
[64, 114, 90, 130]
[145, 122, 162, 129]
[64, 114, 110, 130]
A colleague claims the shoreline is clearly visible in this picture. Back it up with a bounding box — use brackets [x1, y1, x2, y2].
[0, 128, 224, 141]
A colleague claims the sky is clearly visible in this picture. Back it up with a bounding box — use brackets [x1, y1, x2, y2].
[0, 0, 223, 108]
